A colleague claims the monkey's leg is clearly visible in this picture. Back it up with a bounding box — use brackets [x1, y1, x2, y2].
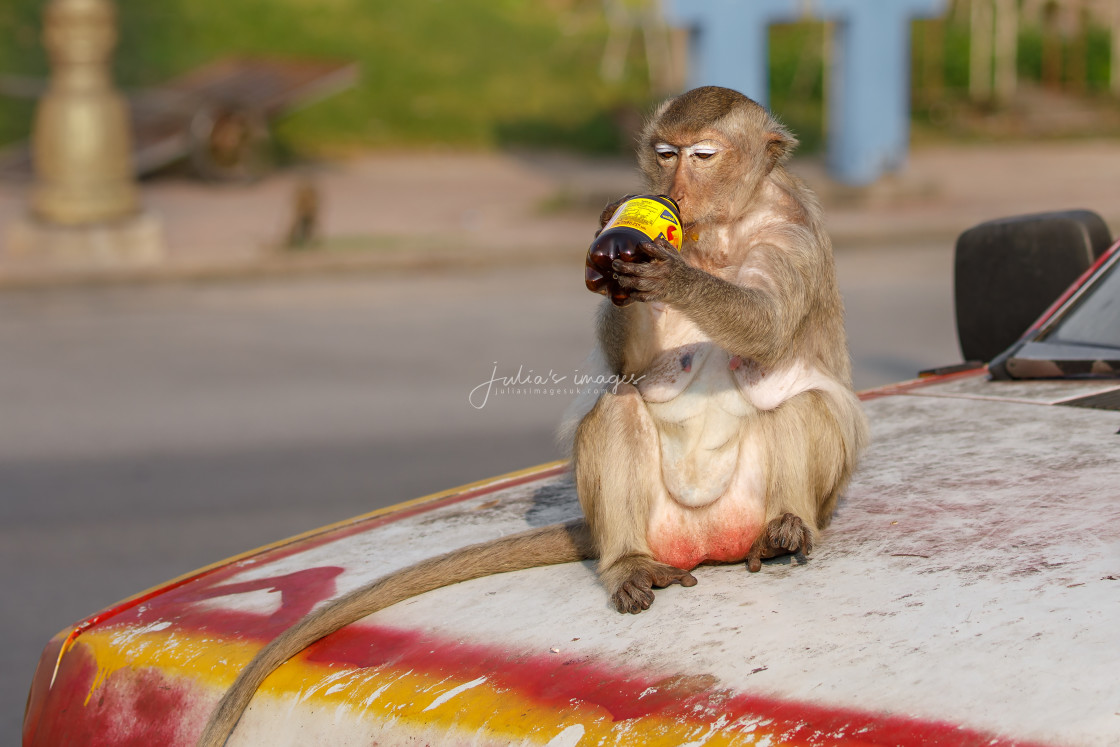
[573, 383, 697, 613]
[747, 388, 862, 573]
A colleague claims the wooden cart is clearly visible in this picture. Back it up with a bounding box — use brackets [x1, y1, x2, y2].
[0, 57, 358, 182]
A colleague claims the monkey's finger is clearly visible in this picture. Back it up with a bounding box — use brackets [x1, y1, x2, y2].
[770, 513, 813, 555]
[613, 582, 654, 613]
[800, 526, 814, 556]
[610, 260, 650, 280]
[614, 264, 671, 295]
[746, 533, 770, 573]
[746, 547, 763, 573]
[611, 259, 669, 279]
[647, 563, 698, 588]
[661, 570, 697, 588]
[615, 275, 662, 294]
[769, 513, 798, 550]
[640, 239, 679, 262]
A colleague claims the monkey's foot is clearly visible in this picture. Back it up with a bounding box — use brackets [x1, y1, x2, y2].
[746, 513, 814, 573]
[604, 555, 697, 614]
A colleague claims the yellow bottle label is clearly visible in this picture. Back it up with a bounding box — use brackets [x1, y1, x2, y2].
[603, 197, 683, 250]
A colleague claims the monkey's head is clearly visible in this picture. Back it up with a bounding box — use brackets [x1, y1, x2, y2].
[637, 86, 797, 228]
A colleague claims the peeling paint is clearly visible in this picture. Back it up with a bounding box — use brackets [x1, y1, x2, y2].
[543, 724, 585, 747]
[422, 675, 488, 712]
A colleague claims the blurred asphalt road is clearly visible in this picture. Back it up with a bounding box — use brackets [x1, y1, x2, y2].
[0, 140, 1115, 741]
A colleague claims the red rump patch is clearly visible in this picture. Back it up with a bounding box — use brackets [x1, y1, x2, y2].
[650, 525, 758, 570]
[648, 498, 764, 570]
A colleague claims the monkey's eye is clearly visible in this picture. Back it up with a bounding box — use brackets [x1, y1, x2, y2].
[692, 147, 718, 160]
[654, 144, 678, 161]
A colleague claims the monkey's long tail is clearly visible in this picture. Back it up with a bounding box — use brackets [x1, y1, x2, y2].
[197, 518, 595, 747]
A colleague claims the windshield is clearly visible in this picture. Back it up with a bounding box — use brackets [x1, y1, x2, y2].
[990, 243, 1120, 379]
[1045, 256, 1120, 349]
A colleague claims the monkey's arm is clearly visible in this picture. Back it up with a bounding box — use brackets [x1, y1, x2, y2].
[613, 238, 815, 366]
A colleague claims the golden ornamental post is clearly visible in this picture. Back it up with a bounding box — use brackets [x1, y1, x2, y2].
[33, 0, 139, 224]
[4, 0, 163, 270]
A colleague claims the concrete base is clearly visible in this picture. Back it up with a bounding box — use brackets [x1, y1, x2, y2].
[3, 211, 166, 271]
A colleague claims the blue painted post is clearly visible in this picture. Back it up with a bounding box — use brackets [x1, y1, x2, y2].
[664, 0, 946, 185]
[665, 0, 800, 106]
[818, 0, 944, 184]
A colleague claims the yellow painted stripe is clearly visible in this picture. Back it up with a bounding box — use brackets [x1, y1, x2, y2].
[76, 626, 787, 746]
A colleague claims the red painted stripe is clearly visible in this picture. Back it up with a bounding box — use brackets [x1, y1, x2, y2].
[858, 367, 987, 401]
[297, 624, 1056, 747]
[58, 464, 570, 649]
[40, 614, 1057, 747]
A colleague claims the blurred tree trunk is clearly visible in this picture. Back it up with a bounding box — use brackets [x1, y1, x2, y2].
[1042, 1, 1063, 89]
[1068, 4, 1089, 93]
[993, 0, 1018, 103]
[667, 26, 689, 94]
[971, 0, 994, 101]
[922, 18, 946, 105]
[1113, 0, 1120, 96]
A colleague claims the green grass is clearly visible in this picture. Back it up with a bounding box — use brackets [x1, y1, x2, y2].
[768, 22, 827, 155]
[0, 0, 45, 146]
[0, 0, 656, 154]
[6, 5, 1115, 159]
[0, 1, 838, 157]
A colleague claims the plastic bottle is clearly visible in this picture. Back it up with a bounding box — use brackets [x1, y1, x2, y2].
[585, 195, 683, 306]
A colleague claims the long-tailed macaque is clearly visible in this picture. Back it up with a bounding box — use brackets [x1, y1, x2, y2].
[565, 85, 867, 613]
[198, 86, 865, 746]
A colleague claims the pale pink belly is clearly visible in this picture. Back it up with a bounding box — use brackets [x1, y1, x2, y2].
[647, 495, 765, 571]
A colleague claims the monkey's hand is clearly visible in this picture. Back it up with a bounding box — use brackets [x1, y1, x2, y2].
[611, 237, 690, 304]
[608, 556, 698, 614]
[746, 513, 814, 573]
[594, 194, 637, 237]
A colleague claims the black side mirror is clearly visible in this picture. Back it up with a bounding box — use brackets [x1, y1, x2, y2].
[954, 210, 1111, 363]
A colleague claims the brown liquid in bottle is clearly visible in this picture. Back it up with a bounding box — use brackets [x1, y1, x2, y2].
[585, 195, 681, 306]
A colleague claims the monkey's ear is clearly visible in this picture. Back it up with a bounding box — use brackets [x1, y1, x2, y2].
[765, 129, 798, 171]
